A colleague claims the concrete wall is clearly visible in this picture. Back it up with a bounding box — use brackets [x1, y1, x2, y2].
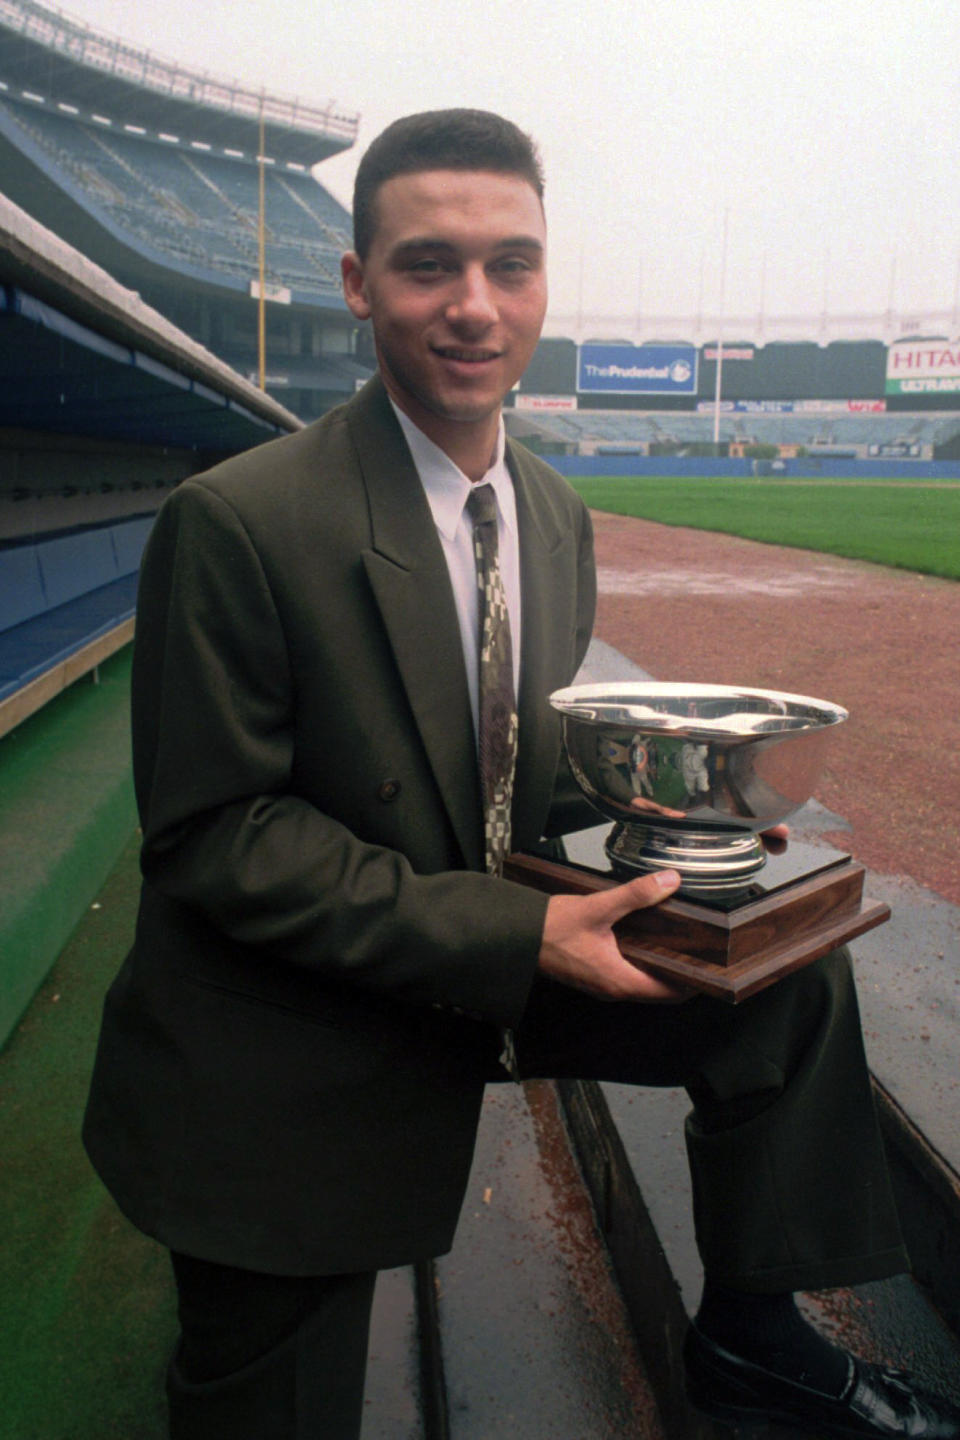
[0, 648, 136, 1050]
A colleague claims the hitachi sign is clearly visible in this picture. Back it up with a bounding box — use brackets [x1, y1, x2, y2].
[886, 340, 960, 393]
[887, 342, 960, 375]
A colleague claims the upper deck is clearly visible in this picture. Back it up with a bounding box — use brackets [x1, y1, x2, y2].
[0, 0, 359, 165]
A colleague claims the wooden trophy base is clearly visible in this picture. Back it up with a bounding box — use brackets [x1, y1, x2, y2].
[504, 842, 890, 1003]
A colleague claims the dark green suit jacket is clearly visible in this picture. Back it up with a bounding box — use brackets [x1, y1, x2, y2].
[83, 376, 596, 1275]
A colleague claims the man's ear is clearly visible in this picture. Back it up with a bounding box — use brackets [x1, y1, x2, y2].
[341, 252, 371, 320]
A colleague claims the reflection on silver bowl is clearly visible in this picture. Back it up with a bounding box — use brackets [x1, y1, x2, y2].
[549, 682, 847, 895]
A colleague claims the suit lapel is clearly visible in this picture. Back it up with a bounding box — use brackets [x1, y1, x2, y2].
[345, 379, 578, 866]
[347, 380, 484, 870]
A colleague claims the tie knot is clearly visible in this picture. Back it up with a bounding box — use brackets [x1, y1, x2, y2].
[466, 483, 497, 528]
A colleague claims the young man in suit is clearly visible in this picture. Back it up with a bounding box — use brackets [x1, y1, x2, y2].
[84, 110, 958, 1439]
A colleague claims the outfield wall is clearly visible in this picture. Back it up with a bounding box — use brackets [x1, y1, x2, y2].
[521, 339, 959, 415]
[548, 455, 960, 480]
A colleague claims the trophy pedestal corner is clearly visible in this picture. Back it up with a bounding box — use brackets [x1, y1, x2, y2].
[504, 846, 890, 1003]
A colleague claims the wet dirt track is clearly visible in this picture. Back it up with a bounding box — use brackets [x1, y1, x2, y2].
[590, 511, 960, 906]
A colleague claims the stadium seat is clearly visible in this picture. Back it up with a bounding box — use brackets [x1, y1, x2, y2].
[0, 516, 151, 736]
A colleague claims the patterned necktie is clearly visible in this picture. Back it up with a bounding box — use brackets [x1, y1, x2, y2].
[466, 483, 518, 879]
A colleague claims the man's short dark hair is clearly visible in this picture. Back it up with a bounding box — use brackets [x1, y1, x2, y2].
[352, 108, 545, 258]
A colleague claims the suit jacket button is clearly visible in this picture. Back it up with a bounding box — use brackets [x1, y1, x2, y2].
[378, 778, 401, 802]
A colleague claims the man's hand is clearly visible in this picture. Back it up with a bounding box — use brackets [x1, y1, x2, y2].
[539, 869, 691, 1004]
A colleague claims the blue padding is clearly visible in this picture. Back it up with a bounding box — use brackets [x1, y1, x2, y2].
[12, 288, 131, 365]
[38, 528, 120, 610]
[0, 573, 139, 701]
[0, 544, 46, 631]
[110, 516, 154, 575]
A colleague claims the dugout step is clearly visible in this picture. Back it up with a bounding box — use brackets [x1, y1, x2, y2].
[558, 1076, 960, 1440]
[423, 1081, 666, 1439]
[363, 1080, 668, 1438]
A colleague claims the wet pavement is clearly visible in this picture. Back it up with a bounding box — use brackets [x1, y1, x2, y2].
[362, 1081, 666, 1439]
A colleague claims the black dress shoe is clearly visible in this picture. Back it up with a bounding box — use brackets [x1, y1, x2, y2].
[684, 1323, 960, 1438]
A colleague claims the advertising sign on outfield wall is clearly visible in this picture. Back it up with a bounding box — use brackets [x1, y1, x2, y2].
[868, 442, 924, 458]
[578, 343, 698, 395]
[698, 399, 888, 415]
[698, 400, 794, 413]
[703, 346, 755, 361]
[514, 394, 578, 411]
[796, 399, 888, 414]
[886, 340, 960, 394]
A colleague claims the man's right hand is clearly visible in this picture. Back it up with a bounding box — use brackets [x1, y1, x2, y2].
[538, 869, 691, 1004]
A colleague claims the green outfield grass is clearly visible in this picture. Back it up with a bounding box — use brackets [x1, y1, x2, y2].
[568, 476, 960, 580]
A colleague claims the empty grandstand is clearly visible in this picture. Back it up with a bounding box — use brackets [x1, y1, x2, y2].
[2, 0, 958, 448]
[0, 190, 300, 719]
[511, 334, 960, 462]
[506, 406, 960, 462]
[0, 0, 370, 420]
[0, 187, 301, 1040]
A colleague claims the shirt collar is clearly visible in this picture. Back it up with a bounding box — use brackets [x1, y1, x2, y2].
[389, 400, 515, 543]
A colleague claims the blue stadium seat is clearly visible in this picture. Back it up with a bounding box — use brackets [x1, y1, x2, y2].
[0, 517, 151, 729]
[0, 543, 46, 631]
[0, 573, 139, 702]
[1, 101, 352, 302]
[37, 527, 119, 610]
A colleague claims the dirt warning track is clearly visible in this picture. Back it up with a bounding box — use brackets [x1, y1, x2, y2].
[589, 510, 960, 906]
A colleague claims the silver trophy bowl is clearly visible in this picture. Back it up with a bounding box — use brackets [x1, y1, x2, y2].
[550, 682, 848, 896]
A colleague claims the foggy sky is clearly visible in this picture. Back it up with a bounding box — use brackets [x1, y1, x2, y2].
[33, 0, 960, 334]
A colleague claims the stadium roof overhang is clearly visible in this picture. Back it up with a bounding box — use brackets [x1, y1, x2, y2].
[0, 12, 357, 167]
[0, 286, 292, 448]
[1, 193, 303, 451]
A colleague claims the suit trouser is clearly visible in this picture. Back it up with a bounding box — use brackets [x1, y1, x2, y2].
[165, 947, 907, 1439]
[166, 1256, 376, 1440]
[513, 945, 908, 1294]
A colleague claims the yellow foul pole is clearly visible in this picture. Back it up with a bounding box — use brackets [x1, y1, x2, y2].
[257, 106, 266, 390]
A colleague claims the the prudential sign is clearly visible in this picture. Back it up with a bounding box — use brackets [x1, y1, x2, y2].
[578, 343, 699, 396]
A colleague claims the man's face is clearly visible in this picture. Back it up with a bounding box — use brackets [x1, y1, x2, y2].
[342, 168, 547, 451]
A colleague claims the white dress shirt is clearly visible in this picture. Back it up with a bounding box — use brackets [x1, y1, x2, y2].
[390, 402, 522, 745]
